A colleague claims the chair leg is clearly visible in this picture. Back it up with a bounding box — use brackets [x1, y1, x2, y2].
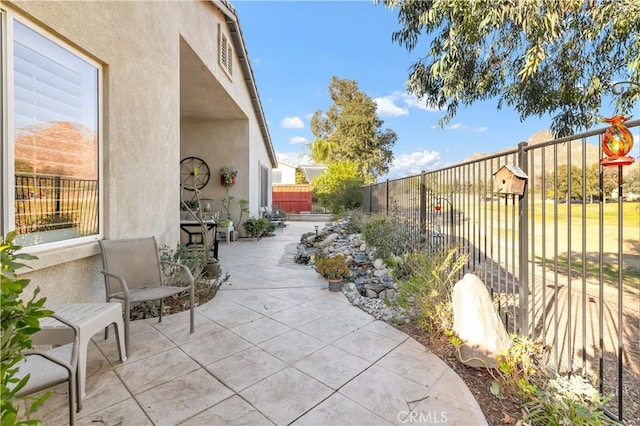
[69, 369, 77, 425]
[190, 287, 195, 334]
[123, 299, 130, 358]
[159, 299, 164, 323]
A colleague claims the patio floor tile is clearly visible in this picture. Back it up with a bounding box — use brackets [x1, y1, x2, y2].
[292, 392, 392, 426]
[229, 316, 291, 344]
[332, 328, 400, 362]
[205, 346, 287, 392]
[77, 397, 152, 426]
[115, 347, 200, 395]
[338, 364, 430, 424]
[180, 329, 252, 365]
[135, 370, 233, 425]
[240, 367, 332, 426]
[268, 305, 324, 328]
[179, 395, 274, 425]
[297, 316, 358, 343]
[258, 329, 326, 364]
[293, 345, 370, 389]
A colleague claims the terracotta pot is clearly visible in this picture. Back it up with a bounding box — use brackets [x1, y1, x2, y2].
[327, 278, 343, 292]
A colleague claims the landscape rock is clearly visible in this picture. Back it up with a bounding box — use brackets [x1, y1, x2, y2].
[452, 273, 512, 368]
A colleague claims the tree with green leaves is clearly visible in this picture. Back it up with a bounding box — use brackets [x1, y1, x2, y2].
[379, 0, 640, 137]
[311, 161, 365, 213]
[309, 77, 397, 181]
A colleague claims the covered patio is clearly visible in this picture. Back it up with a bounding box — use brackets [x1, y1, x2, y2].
[34, 222, 486, 425]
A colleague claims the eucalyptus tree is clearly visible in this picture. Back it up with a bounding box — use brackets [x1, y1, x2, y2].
[309, 76, 397, 180]
[378, 0, 640, 137]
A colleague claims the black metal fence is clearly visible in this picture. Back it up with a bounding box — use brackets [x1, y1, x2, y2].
[363, 120, 639, 424]
[15, 174, 99, 238]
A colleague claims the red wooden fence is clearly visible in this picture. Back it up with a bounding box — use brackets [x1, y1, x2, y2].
[272, 184, 312, 213]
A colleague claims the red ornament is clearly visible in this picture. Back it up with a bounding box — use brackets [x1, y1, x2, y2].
[435, 205, 442, 211]
[600, 115, 635, 167]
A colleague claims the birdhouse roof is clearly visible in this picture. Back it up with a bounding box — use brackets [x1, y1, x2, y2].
[494, 164, 528, 179]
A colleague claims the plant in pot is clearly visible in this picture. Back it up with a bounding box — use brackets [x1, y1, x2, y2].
[220, 166, 237, 188]
[315, 253, 350, 291]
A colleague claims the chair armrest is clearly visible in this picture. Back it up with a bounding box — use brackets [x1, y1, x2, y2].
[160, 261, 195, 289]
[100, 270, 131, 298]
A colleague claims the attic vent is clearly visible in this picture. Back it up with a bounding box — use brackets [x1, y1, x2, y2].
[218, 24, 233, 77]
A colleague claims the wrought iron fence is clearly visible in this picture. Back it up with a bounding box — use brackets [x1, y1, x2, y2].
[363, 120, 639, 424]
[15, 174, 99, 238]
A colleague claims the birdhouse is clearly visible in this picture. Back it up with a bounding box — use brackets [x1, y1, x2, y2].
[493, 165, 528, 196]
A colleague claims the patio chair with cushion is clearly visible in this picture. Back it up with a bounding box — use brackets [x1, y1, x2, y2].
[15, 314, 80, 425]
[98, 236, 195, 356]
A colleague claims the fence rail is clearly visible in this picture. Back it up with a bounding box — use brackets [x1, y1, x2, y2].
[363, 120, 639, 424]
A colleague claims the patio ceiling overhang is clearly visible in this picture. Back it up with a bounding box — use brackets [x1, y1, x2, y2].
[180, 37, 244, 121]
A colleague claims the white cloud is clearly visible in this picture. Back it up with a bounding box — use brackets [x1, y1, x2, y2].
[280, 116, 304, 129]
[473, 126, 489, 133]
[402, 93, 442, 112]
[448, 122, 464, 130]
[374, 96, 409, 117]
[382, 150, 443, 180]
[374, 91, 443, 118]
[275, 152, 312, 165]
[289, 136, 308, 145]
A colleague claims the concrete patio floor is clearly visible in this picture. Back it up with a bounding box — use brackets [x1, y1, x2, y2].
[37, 221, 487, 425]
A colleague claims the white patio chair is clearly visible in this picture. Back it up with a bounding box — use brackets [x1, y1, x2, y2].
[15, 314, 80, 425]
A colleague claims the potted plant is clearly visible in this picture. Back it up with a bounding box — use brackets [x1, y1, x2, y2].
[315, 254, 350, 291]
[220, 166, 237, 188]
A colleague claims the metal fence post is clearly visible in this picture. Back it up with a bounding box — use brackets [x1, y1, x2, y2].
[517, 142, 529, 335]
[385, 179, 389, 215]
[419, 172, 426, 239]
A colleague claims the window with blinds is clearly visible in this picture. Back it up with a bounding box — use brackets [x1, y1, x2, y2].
[7, 18, 100, 247]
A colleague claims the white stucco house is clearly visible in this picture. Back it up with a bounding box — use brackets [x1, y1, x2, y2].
[272, 157, 298, 184]
[1, 0, 276, 304]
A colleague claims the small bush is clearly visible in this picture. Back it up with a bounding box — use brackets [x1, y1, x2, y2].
[344, 209, 366, 234]
[521, 374, 611, 426]
[395, 245, 468, 336]
[362, 213, 413, 260]
[243, 217, 270, 239]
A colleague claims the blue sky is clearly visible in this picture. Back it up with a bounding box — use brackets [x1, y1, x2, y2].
[233, 0, 638, 180]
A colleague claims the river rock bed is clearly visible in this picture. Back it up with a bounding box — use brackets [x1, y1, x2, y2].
[294, 219, 408, 324]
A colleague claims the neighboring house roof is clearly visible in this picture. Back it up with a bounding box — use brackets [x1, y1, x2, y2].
[275, 157, 298, 170]
[214, 0, 277, 168]
[300, 165, 327, 183]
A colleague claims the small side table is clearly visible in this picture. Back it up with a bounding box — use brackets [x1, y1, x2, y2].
[218, 225, 235, 244]
[40, 303, 127, 405]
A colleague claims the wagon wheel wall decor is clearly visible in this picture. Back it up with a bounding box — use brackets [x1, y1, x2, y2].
[180, 157, 211, 191]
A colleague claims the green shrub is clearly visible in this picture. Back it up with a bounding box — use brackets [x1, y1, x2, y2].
[362, 213, 413, 260]
[1, 231, 54, 425]
[344, 209, 365, 234]
[312, 161, 364, 213]
[521, 374, 611, 426]
[160, 243, 207, 284]
[242, 217, 270, 239]
[395, 245, 468, 336]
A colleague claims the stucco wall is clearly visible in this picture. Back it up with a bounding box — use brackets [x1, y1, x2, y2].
[5, 0, 272, 305]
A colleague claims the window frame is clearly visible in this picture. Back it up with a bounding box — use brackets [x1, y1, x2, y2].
[1, 9, 103, 253]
